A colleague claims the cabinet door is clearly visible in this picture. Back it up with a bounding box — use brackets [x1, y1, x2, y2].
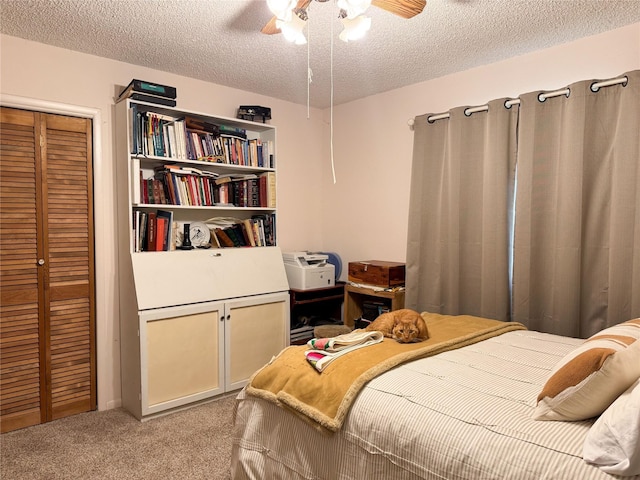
[225, 292, 289, 391]
[140, 302, 224, 416]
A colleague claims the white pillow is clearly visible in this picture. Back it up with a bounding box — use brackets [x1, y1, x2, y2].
[583, 379, 640, 476]
[534, 319, 640, 421]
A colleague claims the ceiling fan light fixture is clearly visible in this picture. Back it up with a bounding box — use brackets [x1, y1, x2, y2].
[339, 14, 371, 42]
[267, 0, 297, 21]
[336, 0, 372, 19]
[276, 13, 308, 45]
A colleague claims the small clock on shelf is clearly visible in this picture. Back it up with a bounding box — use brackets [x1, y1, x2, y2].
[189, 222, 211, 248]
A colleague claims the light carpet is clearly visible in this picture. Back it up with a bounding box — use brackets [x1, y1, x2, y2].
[1, 394, 237, 480]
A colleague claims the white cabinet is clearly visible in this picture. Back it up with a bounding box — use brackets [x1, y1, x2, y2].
[132, 290, 289, 419]
[115, 99, 289, 420]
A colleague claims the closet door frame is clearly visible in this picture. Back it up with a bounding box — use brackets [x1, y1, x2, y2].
[1, 94, 109, 411]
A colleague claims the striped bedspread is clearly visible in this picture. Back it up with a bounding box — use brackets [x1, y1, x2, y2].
[246, 315, 525, 433]
[231, 330, 635, 479]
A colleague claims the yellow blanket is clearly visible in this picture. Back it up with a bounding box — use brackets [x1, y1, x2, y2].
[247, 313, 526, 433]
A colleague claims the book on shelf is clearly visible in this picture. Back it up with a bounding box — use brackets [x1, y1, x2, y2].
[209, 226, 221, 248]
[155, 216, 167, 251]
[252, 213, 276, 246]
[146, 212, 157, 251]
[251, 220, 262, 246]
[156, 210, 173, 251]
[242, 219, 257, 247]
[171, 119, 188, 160]
[237, 222, 253, 246]
[125, 92, 177, 107]
[156, 164, 219, 178]
[218, 124, 247, 139]
[136, 212, 148, 252]
[152, 178, 166, 204]
[214, 175, 233, 185]
[260, 171, 276, 208]
[133, 211, 140, 252]
[231, 173, 259, 181]
[184, 116, 219, 135]
[247, 178, 260, 208]
[225, 224, 245, 247]
[118, 79, 177, 101]
[214, 228, 235, 248]
[215, 184, 230, 204]
[163, 122, 176, 158]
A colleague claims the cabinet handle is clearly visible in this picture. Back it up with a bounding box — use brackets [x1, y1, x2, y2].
[220, 315, 224, 322]
[226, 314, 231, 321]
[37, 259, 45, 266]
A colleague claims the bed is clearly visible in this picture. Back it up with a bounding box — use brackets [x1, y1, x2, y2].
[230, 314, 640, 479]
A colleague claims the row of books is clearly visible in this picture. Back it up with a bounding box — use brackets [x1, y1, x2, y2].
[134, 210, 175, 252]
[129, 107, 274, 168]
[140, 167, 276, 208]
[133, 211, 277, 252]
[210, 215, 276, 248]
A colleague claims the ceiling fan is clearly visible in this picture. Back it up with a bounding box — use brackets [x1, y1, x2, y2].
[262, 0, 427, 39]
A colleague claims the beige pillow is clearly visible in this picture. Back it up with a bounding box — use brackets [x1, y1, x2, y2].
[533, 319, 640, 421]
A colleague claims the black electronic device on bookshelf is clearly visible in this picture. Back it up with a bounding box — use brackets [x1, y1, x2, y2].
[237, 105, 271, 123]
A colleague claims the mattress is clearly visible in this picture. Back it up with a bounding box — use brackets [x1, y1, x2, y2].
[231, 330, 636, 479]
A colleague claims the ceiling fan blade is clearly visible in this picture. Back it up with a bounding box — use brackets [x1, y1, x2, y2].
[371, 0, 426, 19]
[261, 16, 280, 35]
[261, 0, 313, 35]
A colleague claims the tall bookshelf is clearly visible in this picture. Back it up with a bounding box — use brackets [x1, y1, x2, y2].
[115, 99, 290, 420]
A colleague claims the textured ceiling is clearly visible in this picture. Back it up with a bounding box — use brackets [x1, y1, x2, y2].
[1, 0, 639, 108]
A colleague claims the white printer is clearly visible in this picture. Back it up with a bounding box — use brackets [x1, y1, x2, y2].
[282, 251, 335, 290]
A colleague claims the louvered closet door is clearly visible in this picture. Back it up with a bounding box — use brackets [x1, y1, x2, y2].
[0, 107, 96, 432]
[44, 113, 95, 421]
[0, 108, 42, 432]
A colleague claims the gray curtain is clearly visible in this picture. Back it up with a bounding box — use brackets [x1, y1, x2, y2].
[406, 99, 518, 321]
[513, 71, 640, 337]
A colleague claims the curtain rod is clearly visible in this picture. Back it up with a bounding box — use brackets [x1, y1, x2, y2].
[407, 76, 628, 129]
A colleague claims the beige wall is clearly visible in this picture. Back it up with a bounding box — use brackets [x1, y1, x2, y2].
[1, 22, 638, 411]
[323, 23, 640, 270]
[0, 34, 326, 410]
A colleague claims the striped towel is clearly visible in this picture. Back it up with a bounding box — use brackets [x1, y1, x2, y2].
[305, 330, 384, 372]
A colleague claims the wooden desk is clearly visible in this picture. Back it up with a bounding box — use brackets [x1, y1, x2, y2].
[343, 283, 405, 328]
